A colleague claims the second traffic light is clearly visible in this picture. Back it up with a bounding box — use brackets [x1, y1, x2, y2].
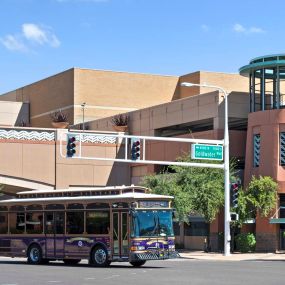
[131, 138, 140, 160]
[230, 182, 239, 208]
[67, 135, 77, 157]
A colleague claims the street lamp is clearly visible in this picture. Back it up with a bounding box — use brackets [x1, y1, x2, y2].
[181, 82, 231, 256]
[81, 102, 86, 131]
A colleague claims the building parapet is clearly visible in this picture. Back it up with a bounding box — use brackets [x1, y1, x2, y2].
[0, 127, 120, 144]
[0, 128, 55, 142]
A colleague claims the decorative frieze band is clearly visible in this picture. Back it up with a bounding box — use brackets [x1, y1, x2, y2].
[79, 134, 117, 144]
[0, 130, 55, 142]
[0, 129, 117, 144]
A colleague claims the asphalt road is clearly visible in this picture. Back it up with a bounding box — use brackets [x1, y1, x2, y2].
[0, 257, 285, 285]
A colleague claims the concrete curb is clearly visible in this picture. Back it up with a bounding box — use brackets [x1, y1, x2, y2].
[179, 251, 285, 261]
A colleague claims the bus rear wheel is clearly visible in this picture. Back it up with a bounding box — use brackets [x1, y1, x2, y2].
[63, 259, 81, 265]
[130, 260, 146, 267]
[27, 244, 43, 265]
[90, 246, 110, 267]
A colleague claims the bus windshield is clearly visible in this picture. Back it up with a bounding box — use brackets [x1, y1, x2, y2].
[132, 210, 174, 237]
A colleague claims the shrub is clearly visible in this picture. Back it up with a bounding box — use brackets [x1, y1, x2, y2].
[50, 109, 68, 122]
[111, 114, 128, 126]
[235, 233, 256, 253]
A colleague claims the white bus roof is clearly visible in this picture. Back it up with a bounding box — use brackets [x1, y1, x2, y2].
[0, 192, 173, 204]
[17, 185, 149, 195]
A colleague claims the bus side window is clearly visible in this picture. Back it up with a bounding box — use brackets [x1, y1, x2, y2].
[9, 206, 25, 234]
[45, 213, 54, 234]
[45, 204, 65, 234]
[66, 204, 84, 234]
[55, 212, 65, 234]
[86, 211, 110, 235]
[26, 205, 43, 234]
[0, 207, 8, 234]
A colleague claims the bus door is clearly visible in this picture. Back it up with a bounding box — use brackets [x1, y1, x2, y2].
[112, 210, 129, 259]
[45, 210, 65, 259]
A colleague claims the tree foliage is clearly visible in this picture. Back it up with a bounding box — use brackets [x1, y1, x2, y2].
[141, 155, 237, 224]
[233, 175, 278, 227]
[141, 173, 192, 223]
[247, 176, 278, 217]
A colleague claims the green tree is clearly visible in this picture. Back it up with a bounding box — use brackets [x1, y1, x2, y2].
[231, 176, 277, 252]
[141, 154, 238, 250]
[247, 176, 278, 217]
[141, 173, 192, 223]
[234, 176, 278, 227]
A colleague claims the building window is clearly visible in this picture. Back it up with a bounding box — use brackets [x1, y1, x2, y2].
[280, 133, 285, 166]
[253, 134, 260, 167]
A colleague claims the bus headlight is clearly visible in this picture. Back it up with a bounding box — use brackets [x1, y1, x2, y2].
[168, 245, 175, 250]
[131, 246, 145, 251]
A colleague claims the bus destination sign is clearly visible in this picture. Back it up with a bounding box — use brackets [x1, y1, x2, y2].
[139, 201, 169, 208]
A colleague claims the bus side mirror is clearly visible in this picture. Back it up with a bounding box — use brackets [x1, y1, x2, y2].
[172, 209, 177, 219]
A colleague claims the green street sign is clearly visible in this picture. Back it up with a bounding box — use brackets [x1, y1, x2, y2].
[191, 144, 223, 161]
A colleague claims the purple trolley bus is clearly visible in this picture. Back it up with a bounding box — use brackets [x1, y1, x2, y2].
[0, 185, 179, 267]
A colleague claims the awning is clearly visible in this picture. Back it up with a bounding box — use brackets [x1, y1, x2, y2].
[269, 218, 285, 224]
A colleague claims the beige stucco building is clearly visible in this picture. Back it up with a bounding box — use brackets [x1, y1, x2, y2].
[1, 58, 284, 252]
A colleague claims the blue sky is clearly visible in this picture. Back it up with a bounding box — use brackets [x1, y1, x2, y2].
[0, 0, 285, 94]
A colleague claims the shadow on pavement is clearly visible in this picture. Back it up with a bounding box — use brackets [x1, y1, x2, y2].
[0, 260, 165, 269]
[242, 259, 285, 262]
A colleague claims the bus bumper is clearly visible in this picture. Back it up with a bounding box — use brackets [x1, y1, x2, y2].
[131, 250, 180, 261]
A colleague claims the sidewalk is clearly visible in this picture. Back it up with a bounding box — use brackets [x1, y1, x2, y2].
[178, 250, 285, 261]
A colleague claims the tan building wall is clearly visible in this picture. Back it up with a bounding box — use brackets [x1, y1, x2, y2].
[178, 71, 249, 99]
[89, 90, 220, 133]
[0, 127, 130, 194]
[243, 109, 285, 251]
[73, 69, 180, 124]
[0, 101, 29, 126]
[0, 68, 249, 130]
[0, 68, 181, 128]
[0, 69, 75, 128]
[244, 109, 285, 190]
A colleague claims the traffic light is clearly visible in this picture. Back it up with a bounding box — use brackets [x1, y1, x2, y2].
[230, 212, 239, 221]
[66, 135, 77, 157]
[131, 138, 140, 160]
[230, 182, 239, 208]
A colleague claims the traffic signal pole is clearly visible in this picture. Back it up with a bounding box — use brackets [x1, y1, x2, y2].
[223, 86, 231, 257]
[59, 131, 225, 169]
[181, 82, 231, 256]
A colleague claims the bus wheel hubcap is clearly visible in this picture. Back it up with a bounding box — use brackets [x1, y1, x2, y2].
[94, 249, 106, 264]
[30, 248, 39, 262]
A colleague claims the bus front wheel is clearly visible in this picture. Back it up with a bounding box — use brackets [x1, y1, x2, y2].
[130, 260, 146, 267]
[27, 244, 43, 265]
[90, 246, 110, 267]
